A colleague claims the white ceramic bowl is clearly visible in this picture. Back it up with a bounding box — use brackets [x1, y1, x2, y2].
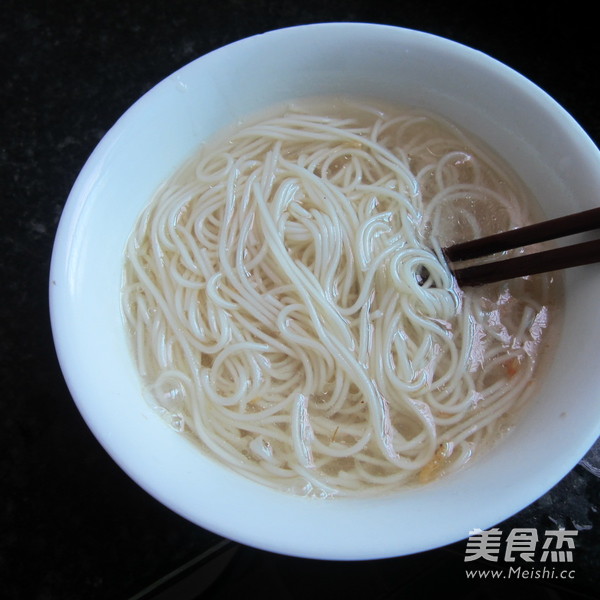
[50, 23, 600, 560]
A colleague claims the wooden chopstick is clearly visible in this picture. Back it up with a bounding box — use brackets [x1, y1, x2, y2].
[443, 207, 600, 287]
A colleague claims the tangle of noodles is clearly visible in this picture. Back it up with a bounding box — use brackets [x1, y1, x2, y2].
[122, 98, 561, 497]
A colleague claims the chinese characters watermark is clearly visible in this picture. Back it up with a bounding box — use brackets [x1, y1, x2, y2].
[464, 528, 578, 580]
[465, 527, 577, 563]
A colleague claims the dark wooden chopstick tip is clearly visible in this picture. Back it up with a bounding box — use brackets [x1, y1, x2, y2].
[443, 207, 600, 286]
[444, 206, 600, 263]
[453, 238, 600, 287]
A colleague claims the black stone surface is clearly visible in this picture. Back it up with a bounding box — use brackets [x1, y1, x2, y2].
[2, 1, 599, 599]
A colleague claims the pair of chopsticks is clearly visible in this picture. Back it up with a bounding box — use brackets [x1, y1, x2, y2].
[443, 207, 600, 287]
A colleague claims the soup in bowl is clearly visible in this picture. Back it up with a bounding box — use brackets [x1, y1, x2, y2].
[50, 23, 600, 559]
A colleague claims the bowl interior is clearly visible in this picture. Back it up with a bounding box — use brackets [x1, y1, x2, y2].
[50, 23, 600, 559]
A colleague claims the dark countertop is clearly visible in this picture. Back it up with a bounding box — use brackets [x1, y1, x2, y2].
[2, 2, 599, 598]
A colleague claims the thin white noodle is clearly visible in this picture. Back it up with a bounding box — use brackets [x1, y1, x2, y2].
[122, 97, 559, 497]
